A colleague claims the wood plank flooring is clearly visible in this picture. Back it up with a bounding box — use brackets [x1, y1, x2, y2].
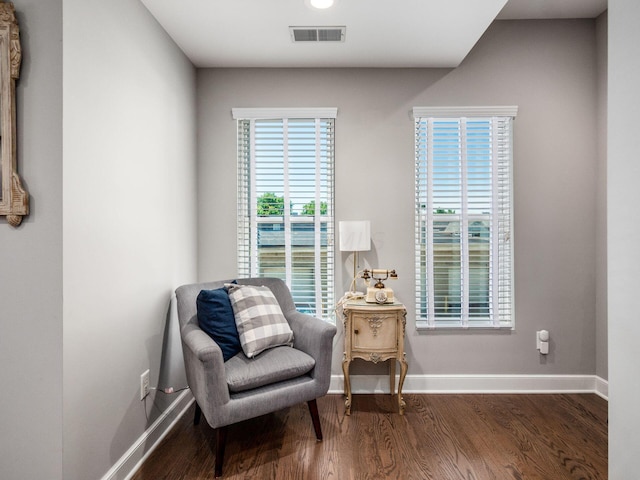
[132, 393, 607, 480]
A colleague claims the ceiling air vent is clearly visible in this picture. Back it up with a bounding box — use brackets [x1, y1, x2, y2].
[289, 26, 345, 42]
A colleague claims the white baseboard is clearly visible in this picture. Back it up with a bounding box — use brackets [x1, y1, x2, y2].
[595, 376, 609, 400]
[100, 389, 194, 480]
[330, 374, 610, 397]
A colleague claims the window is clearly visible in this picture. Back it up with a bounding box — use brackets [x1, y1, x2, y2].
[233, 108, 336, 319]
[413, 106, 517, 329]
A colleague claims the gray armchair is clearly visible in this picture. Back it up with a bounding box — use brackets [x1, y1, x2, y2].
[175, 277, 337, 477]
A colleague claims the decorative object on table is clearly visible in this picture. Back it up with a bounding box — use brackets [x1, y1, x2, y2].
[339, 220, 371, 294]
[361, 268, 398, 304]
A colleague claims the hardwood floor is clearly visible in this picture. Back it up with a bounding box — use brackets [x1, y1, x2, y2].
[132, 393, 607, 480]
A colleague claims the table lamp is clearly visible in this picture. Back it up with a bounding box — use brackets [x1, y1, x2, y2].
[339, 220, 371, 293]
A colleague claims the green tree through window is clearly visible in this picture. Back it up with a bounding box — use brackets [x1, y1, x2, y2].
[301, 200, 327, 216]
[257, 192, 285, 216]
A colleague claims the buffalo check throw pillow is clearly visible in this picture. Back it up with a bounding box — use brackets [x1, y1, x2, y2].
[227, 284, 294, 358]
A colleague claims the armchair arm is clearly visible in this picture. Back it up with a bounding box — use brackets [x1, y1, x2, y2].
[180, 322, 231, 408]
[284, 311, 337, 389]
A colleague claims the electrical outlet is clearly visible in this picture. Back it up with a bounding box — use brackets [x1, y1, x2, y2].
[140, 369, 150, 400]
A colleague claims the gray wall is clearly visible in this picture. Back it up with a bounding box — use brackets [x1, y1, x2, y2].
[0, 1, 63, 479]
[198, 19, 602, 377]
[608, 0, 640, 477]
[62, 1, 197, 479]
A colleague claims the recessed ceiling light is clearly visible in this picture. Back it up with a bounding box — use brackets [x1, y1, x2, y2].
[310, 0, 334, 9]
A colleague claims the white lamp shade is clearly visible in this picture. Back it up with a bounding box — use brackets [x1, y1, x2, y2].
[339, 220, 371, 252]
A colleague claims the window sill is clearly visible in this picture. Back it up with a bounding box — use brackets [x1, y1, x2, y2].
[416, 320, 514, 331]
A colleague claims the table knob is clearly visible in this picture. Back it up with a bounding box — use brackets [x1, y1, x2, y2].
[354, 329, 359, 334]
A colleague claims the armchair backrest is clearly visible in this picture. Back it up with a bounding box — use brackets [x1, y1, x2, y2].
[175, 277, 297, 332]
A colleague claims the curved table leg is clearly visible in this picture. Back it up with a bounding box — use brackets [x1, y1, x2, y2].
[389, 359, 396, 396]
[342, 357, 352, 415]
[397, 355, 408, 415]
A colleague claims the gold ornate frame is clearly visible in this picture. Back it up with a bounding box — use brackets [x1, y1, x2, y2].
[0, 1, 26, 227]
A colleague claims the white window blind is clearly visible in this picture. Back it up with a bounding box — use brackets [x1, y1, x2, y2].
[234, 108, 336, 319]
[413, 106, 517, 329]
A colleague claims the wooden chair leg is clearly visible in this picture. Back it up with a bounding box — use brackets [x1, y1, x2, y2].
[307, 399, 323, 441]
[194, 402, 202, 426]
[214, 426, 227, 478]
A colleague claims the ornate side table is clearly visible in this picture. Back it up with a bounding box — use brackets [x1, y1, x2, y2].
[342, 301, 407, 415]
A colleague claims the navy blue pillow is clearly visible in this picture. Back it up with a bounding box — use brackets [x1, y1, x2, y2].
[196, 286, 242, 361]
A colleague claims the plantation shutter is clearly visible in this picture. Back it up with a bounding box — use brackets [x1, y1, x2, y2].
[233, 108, 336, 319]
[413, 106, 516, 329]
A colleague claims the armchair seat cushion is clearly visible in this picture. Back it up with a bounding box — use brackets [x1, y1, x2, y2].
[224, 346, 315, 393]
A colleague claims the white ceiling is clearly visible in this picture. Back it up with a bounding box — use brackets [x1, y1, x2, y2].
[140, 0, 607, 69]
